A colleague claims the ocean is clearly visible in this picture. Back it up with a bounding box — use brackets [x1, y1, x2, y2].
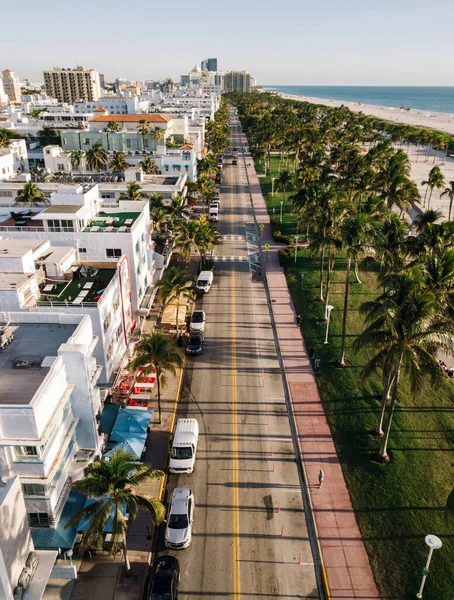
[263, 86, 454, 115]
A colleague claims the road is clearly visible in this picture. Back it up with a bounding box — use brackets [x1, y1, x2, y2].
[156, 114, 319, 599]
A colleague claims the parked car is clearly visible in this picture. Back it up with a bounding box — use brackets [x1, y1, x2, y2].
[190, 310, 206, 332]
[165, 488, 195, 550]
[187, 332, 204, 355]
[148, 555, 179, 600]
[232, 159, 237, 165]
[196, 270, 213, 293]
[169, 419, 199, 474]
[211, 197, 221, 206]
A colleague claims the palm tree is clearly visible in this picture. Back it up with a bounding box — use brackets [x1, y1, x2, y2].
[66, 448, 165, 572]
[140, 157, 159, 174]
[109, 151, 129, 174]
[107, 121, 120, 132]
[354, 275, 454, 458]
[119, 182, 148, 201]
[174, 221, 199, 262]
[15, 182, 47, 204]
[169, 193, 190, 221]
[129, 332, 183, 423]
[149, 192, 164, 211]
[441, 180, 454, 221]
[275, 170, 292, 203]
[137, 120, 150, 151]
[338, 214, 374, 366]
[155, 267, 195, 335]
[0, 130, 12, 149]
[152, 128, 165, 143]
[151, 206, 169, 235]
[70, 150, 85, 172]
[37, 126, 60, 147]
[85, 143, 108, 171]
[422, 166, 445, 209]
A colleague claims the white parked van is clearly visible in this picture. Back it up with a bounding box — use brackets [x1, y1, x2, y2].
[169, 419, 199, 474]
[196, 270, 213, 294]
[209, 205, 219, 222]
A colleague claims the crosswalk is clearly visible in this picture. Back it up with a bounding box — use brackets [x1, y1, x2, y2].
[221, 235, 244, 241]
[214, 255, 247, 262]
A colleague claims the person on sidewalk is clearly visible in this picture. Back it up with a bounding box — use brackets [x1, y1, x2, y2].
[296, 314, 302, 327]
[318, 469, 325, 488]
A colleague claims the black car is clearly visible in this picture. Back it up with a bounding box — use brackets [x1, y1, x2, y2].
[148, 555, 179, 600]
[187, 332, 204, 355]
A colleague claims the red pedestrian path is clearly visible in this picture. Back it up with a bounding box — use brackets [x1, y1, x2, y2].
[239, 136, 380, 599]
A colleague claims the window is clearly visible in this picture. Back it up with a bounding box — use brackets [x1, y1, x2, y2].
[22, 483, 46, 497]
[141, 233, 145, 243]
[106, 343, 113, 362]
[173, 165, 181, 172]
[57, 163, 65, 172]
[113, 299, 119, 312]
[116, 324, 122, 341]
[185, 165, 189, 172]
[143, 138, 149, 148]
[135, 241, 140, 253]
[101, 192, 115, 199]
[106, 248, 122, 258]
[83, 138, 90, 145]
[103, 314, 111, 333]
[126, 139, 132, 149]
[79, 247, 87, 253]
[61, 219, 74, 231]
[28, 513, 50, 528]
[0, 190, 13, 198]
[15, 446, 38, 458]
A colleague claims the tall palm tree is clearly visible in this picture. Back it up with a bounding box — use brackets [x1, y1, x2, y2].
[0, 130, 13, 149]
[151, 206, 169, 235]
[109, 151, 129, 174]
[194, 220, 222, 269]
[422, 166, 445, 209]
[66, 448, 165, 572]
[119, 182, 148, 201]
[37, 126, 60, 147]
[354, 275, 454, 457]
[169, 193, 190, 221]
[107, 121, 120, 132]
[137, 120, 150, 151]
[140, 157, 159, 174]
[155, 267, 195, 335]
[70, 150, 85, 171]
[15, 182, 47, 204]
[149, 192, 164, 211]
[338, 214, 374, 366]
[441, 180, 454, 221]
[174, 220, 199, 262]
[86, 143, 108, 171]
[129, 332, 183, 423]
[275, 170, 292, 203]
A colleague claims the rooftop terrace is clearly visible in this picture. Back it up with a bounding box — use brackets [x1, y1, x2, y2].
[83, 211, 140, 233]
[38, 266, 117, 307]
[0, 323, 77, 405]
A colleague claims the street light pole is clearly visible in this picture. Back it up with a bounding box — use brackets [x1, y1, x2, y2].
[272, 177, 275, 196]
[416, 535, 442, 598]
[280, 201, 284, 223]
[294, 235, 299, 263]
[324, 305, 334, 344]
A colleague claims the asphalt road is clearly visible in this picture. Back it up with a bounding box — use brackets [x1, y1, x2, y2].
[156, 115, 319, 599]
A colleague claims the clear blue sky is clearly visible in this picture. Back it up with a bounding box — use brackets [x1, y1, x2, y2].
[2, 0, 454, 85]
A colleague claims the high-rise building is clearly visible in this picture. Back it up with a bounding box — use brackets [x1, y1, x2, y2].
[0, 77, 8, 105]
[222, 71, 251, 93]
[43, 66, 101, 104]
[2, 69, 22, 102]
[206, 58, 218, 72]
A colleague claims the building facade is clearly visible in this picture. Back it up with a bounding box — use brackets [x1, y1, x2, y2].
[222, 71, 251, 93]
[2, 70, 22, 102]
[0, 140, 28, 181]
[43, 67, 101, 104]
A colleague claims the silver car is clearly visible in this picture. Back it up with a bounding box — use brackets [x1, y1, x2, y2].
[165, 488, 195, 550]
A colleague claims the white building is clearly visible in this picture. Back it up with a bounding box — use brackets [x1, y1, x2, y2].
[2, 70, 22, 102]
[0, 476, 57, 600]
[0, 78, 8, 106]
[0, 140, 28, 181]
[43, 67, 101, 105]
[74, 96, 149, 115]
[0, 310, 104, 529]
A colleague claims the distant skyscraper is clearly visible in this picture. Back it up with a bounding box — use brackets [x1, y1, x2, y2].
[222, 71, 251, 93]
[1, 69, 22, 102]
[43, 66, 101, 104]
[206, 58, 218, 72]
[99, 73, 105, 90]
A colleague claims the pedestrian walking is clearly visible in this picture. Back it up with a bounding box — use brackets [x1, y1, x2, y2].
[318, 469, 325, 488]
[296, 314, 302, 327]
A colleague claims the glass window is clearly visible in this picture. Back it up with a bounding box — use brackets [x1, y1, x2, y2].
[103, 314, 111, 333]
[28, 513, 50, 528]
[15, 446, 38, 458]
[22, 483, 46, 496]
[106, 248, 122, 258]
[79, 247, 87, 253]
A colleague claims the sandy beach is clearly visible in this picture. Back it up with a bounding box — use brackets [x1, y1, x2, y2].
[279, 93, 454, 136]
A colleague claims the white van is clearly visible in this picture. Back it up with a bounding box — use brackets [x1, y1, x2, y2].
[169, 419, 199, 474]
[209, 205, 219, 222]
[196, 270, 213, 293]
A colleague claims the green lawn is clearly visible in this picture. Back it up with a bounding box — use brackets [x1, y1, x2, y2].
[250, 146, 454, 598]
[286, 253, 454, 600]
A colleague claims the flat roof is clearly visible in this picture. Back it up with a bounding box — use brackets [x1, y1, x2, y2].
[36, 246, 75, 264]
[0, 239, 47, 258]
[39, 266, 116, 304]
[0, 273, 34, 290]
[35, 205, 86, 219]
[0, 323, 77, 405]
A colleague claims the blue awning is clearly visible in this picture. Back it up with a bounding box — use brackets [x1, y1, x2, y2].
[105, 431, 148, 460]
[77, 498, 128, 533]
[104, 407, 152, 460]
[100, 403, 120, 436]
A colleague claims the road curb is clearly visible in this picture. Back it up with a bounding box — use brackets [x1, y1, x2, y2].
[238, 124, 329, 600]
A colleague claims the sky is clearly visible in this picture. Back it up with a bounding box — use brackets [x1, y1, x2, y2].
[2, 0, 454, 86]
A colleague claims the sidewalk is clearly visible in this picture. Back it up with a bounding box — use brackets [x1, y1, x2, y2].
[240, 136, 380, 599]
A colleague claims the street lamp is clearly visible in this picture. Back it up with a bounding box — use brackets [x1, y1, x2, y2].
[272, 177, 275, 196]
[416, 535, 442, 598]
[294, 235, 299, 263]
[280, 201, 284, 223]
[324, 305, 334, 344]
[66, 549, 74, 566]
